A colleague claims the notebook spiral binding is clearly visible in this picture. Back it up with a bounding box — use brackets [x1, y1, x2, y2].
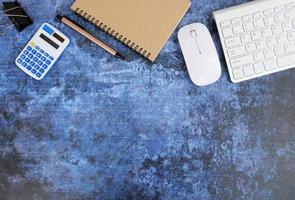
[74, 8, 151, 59]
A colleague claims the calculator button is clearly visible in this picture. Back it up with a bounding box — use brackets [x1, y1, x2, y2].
[27, 46, 32, 51]
[22, 62, 27, 67]
[43, 64, 48, 69]
[34, 65, 40, 70]
[41, 56, 46, 61]
[35, 46, 40, 50]
[38, 61, 43, 66]
[23, 50, 29, 55]
[36, 73, 42, 78]
[20, 54, 26, 59]
[49, 56, 54, 61]
[17, 59, 23, 64]
[25, 58, 30, 63]
[31, 69, 37, 74]
[36, 53, 42, 58]
[40, 49, 44, 54]
[45, 60, 51, 65]
[39, 68, 45, 73]
[27, 66, 32, 70]
[30, 61, 35, 67]
[28, 54, 34, 59]
[33, 57, 38, 62]
[44, 53, 49, 57]
[32, 50, 37, 55]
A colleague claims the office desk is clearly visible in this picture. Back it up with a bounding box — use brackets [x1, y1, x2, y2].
[1, 0, 295, 199]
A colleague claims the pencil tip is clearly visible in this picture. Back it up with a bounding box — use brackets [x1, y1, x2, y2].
[115, 52, 125, 60]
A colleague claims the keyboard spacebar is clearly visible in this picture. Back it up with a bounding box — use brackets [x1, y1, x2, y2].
[277, 53, 295, 68]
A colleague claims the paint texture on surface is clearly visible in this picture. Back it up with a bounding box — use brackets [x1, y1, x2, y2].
[1, 0, 295, 199]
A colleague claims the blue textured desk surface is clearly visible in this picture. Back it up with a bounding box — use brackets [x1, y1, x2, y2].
[1, 0, 295, 199]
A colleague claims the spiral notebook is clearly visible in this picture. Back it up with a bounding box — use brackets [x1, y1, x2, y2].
[71, 0, 191, 62]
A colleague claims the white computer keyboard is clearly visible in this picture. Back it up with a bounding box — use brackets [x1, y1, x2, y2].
[214, 0, 295, 83]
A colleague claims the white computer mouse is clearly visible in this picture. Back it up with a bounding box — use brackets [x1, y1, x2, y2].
[178, 23, 221, 86]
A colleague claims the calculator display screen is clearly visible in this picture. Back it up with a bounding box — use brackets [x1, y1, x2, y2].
[40, 33, 59, 49]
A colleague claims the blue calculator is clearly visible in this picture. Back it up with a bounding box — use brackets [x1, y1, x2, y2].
[15, 23, 70, 80]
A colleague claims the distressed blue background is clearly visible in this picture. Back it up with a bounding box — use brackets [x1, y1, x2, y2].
[1, 0, 295, 199]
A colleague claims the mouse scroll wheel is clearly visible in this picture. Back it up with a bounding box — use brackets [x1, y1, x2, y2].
[190, 30, 197, 38]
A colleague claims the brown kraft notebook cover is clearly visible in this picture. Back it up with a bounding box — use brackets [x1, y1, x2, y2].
[71, 0, 191, 62]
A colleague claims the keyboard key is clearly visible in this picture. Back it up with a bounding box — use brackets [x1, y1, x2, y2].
[251, 31, 262, 40]
[36, 73, 42, 78]
[230, 55, 254, 68]
[25, 58, 30, 63]
[31, 69, 37, 74]
[274, 46, 285, 56]
[277, 35, 287, 44]
[222, 27, 234, 38]
[256, 40, 267, 50]
[28, 54, 34, 59]
[39, 68, 45, 73]
[45, 60, 51, 65]
[23, 50, 29, 55]
[272, 25, 283, 35]
[287, 32, 295, 41]
[20, 54, 26, 59]
[285, 10, 295, 20]
[253, 51, 264, 62]
[44, 53, 49, 57]
[253, 11, 263, 19]
[274, 14, 285, 23]
[33, 57, 38, 62]
[284, 42, 295, 53]
[275, 6, 285, 13]
[243, 65, 255, 77]
[253, 63, 264, 74]
[243, 22, 254, 32]
[22, 62, 27, 67]
[225, 37, 241, 48]
[27, 66, 32, 70]
[34, 65, 40, 70]
[242, 14, 252, 21]
[264, 59, 277, 71]
[32, 50, 37, 55]
[43, 64, 48, 69]
[40, 49, 44, 54]
[228, 46, 246, 58]
[41, 56, 46, 61]
[220, 20, 231, 27]
[233, 24, 243, 35]
[232, 68, 244, 80]
[26, 46, 32, 51]
[286, 3, 295, 10]
[261, 28, 272, 37]
[264, 16, 275, 26]
[231, 17, 242, 24]
[245, 43, 256, 53]
[277, 53, 295, 67]
[35, 46, 40, 50]
[17, 59, 22, 64]
[264, 49, 274, 59]
[38, 61, 43, 66]
[264, 9, 274, 16]
[253, 19, 265, 29]
[266, 37, 277, 47]
[49, 56, 54, 61]
[240, 33, 252, 43]
[36, 53, 42, 58]
[30, 61, 35, 67]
